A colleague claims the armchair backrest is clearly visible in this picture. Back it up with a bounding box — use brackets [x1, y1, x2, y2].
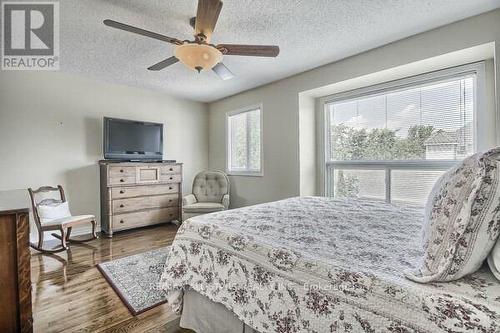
[28, 185, 66, 229]
[192, 170, 229, 203]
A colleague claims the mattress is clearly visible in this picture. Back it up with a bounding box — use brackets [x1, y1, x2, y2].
[160, 196, 500, 332]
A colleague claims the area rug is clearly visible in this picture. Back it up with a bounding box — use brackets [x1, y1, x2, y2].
[97, 246, 170, 315]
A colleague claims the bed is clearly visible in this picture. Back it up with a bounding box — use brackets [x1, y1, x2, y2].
[160, 196, 500, 333]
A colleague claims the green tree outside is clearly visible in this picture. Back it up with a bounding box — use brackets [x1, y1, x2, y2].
[331, 124, 434, 197]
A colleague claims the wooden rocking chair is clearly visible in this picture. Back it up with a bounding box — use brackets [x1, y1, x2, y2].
[28, 185, 98, 253]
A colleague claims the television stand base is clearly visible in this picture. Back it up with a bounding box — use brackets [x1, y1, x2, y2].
[99, 160, 183, 236]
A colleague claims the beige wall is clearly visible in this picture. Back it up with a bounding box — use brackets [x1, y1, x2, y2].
[208, 9, 500, 208]
[2, 9, 500, 227]
[0, 71, 208, 236]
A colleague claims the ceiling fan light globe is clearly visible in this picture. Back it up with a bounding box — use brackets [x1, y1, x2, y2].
[174, 43, 222, 72]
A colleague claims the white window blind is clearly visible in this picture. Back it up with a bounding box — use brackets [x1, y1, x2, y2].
[324, 64, 480, 205]
[227, 107, 262, 175]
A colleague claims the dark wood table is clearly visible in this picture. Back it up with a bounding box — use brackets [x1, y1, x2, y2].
[0, 207, 33, 333]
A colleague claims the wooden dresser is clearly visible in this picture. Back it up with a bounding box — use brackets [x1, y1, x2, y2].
[100, 161, 183, 237]
[0, 208, 33, 333]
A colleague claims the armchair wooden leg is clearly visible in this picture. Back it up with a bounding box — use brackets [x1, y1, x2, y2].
[37, 230, 44, 249]
[56, 220, 99, 244]
[91, 220, 98, 239]
[70, 220, 98, 242]
[60, 228, 68, 250]
[66, 227, 72, 241]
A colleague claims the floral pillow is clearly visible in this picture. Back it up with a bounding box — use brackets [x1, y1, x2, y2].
[487, 237, 500, 281]
[407, 147, 500, 283]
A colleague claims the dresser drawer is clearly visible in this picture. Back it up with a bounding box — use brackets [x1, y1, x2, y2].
[109, 166, 136, 178]
[161, 165, 182, 174]
[108, 176, 136, 186]
[112, 194, 179, 214]
[112, 207, 179, 231]
[136, 166, 161, 184]
[160, 173, 182, 183]
[111, 184, 179, 199]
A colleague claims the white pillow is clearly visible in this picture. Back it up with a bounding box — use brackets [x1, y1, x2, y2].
[488, 238, 500, 281]
[38, 201, 71, 223]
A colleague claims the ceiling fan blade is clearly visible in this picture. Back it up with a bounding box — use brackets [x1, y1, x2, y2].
[212, 62, 234, 80]
[194, 0, 223, 42]
[103, 19, 182, 45]
[217, 44, 280, 57]
[147, 56, 179, 71]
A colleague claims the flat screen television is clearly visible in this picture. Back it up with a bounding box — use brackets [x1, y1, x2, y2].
[103, 117, 163, 161]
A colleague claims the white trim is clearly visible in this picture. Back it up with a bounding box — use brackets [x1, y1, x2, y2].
[226, 104, 264, 177]
[318, 62, 485, 199]
[327, 160, 459, 169]
[321, 62, 484, 105]
[474, 61, 487, 151]
[315, 98, 326, 195]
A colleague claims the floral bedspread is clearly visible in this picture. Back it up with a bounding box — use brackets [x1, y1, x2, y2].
[160, 196, 500, 333]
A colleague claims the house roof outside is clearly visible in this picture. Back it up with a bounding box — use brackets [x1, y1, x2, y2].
[424, 130, 459, 146]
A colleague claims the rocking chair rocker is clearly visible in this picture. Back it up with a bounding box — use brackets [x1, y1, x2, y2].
[28, 185, 98, 253]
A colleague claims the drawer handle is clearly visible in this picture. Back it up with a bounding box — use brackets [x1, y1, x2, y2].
[120, 179, 125, 183]
[169, 177, 173, 180]
[120, 169, 124, 173]
[120, 220, 124, 224]
[169, 168, 173, 171]
[169, 199, 172, 202]
[120, 204, 124, 208]
[120, 190, 125, 194]
[169, 186, 173, 190]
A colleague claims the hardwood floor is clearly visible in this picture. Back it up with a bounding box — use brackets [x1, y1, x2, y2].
[31, 224, 189, 333]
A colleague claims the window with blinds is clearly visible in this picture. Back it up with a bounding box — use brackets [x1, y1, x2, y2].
[227, 107, 262, 175]
[324, 64, 480, 205]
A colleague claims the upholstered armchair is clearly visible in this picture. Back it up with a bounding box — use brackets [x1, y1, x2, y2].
[182, 170, 230, 221]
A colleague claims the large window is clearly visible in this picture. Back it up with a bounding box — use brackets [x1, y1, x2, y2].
[324, 64, 483, 205]
[227, 106, 262, 176]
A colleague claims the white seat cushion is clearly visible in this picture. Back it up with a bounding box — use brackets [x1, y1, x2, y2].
[183, 202, 225, 214]
[41, 214, 95, 227]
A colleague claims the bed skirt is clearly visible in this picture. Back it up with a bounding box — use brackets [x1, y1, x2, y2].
[180, 290, 259, 333]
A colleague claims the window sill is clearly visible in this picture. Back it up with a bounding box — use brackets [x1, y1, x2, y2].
[227, 171, 264, 177]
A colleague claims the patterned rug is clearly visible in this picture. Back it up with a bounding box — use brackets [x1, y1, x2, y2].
[97, 246, 170, 315]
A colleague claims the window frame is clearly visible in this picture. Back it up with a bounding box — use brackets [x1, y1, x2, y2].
[319, 62, 485, 202]
[226, 104, 264, 177]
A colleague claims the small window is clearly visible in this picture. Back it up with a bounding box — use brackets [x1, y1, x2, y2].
[227, 106, 262, 176]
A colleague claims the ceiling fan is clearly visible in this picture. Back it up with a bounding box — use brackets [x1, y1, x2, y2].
[103, 0, 280, 80]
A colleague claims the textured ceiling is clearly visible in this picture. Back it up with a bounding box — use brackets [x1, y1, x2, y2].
[61, 0, 500, 102]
